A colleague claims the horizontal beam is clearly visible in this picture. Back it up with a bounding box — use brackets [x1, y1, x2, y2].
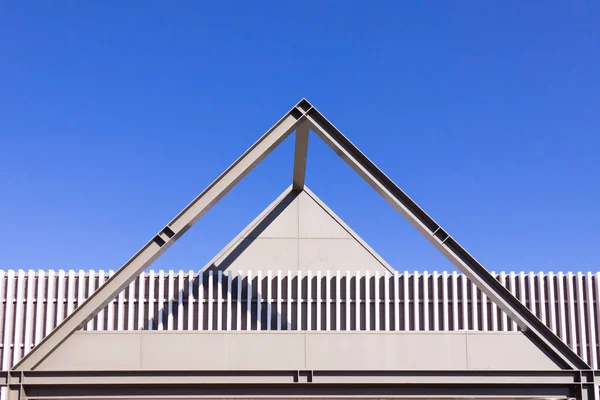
[1, 369, 592, 385]
[13, 100, 311, 371]
[306, 107, 589, 371]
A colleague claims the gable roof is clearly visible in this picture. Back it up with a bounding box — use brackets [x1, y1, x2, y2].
[13, 98, 589, 372]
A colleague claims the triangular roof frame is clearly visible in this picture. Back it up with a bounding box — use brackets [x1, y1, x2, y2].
[13, 98, 589, 372]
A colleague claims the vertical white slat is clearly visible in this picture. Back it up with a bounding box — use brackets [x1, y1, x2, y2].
[76, 270, 85, 313]
[117, 283, 125, 331]
[336, 271, 341, 331]
[207, 271, 213, 331]
[384, 272, 390, 331]
[432, 271, 439, 331]
[585, 272, 597, 369]
[355, 271, 361, 331]
[451, 271, 458, 330]
[296, 270, 302, 331]
[566, 272, 577, 351]
[576, 272, 588, 363]
[266, 271, 272, 331]
[471, 279, 478, 331]
[138, 272, 146, 331]
[177, 271, 184, 331]
[12, 270, 26, 365]
[422, 271, 429, 331]
[198, 271, 204, 331]
[23, 270, 36, 354]
[287, 270, 292, 331]
[86, 270, 95, 331]
[528, 271, 536, 317]
[276, 270, 281, 331]
[2, 270, 16, 370]
[374, 271, 380, 331]
[306, 270, 311, 331]
[96, 271, 105, 331]
[237, 271, 243, 331]
[157, 270, 165, 331]
[538, 272, 547, 325]
[66, 270, 75, 317]
[148, 271, 155, 331]
[509, 272, 518, 331]
[256, 271, 262, 330]
[326, 271, 331, 331]
[127, 280, 135, 331]
[365, 271, 371, 331]
[441, 271, 448, 331]
[346, 271, 352, 331]
[394, 271, 400, 331]
[500, 272, 508, 331]
[34, 271, 46, 344]
[56, 270, 66, 325]
[246, 270, 252, 331]
[227, 271, 233, 331]
[490, 272, 497, 331]
[403, 271, 410, 330]
[187, 271, 194, 331]
[0, 271, 6, 367]
[461, 273, 468, 330]
[107, 270, 116, 331]
[517, 271, 526, 330]
[481, 288, 488, 331]
[557, 272, 567, 341]
[413, 271, 420, 331]
[217, 270, 223, 331]
[548, 272, 557, 334]
[595, 273, 600, 369]
[167, 270, 174, 331]
[316, 271, 321, 331]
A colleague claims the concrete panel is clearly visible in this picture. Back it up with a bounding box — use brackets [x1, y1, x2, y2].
[299, 238, 387, 272]
[306, 332, 467, 370]
[37, 332, 142, 371]
[466, 332, 561, 370]
[141, 332, 305, 370]
[299, 191, 350, 239]
[247, 195, 298, 239]
[210, 238, 299, 271]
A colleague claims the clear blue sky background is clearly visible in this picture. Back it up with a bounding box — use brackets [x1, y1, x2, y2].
[1, 2, 598, 273]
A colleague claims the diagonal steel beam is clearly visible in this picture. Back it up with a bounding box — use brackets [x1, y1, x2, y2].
[304, 104, 589, 370]
[292, 122, 310, 190]
[13, 100, 312, 371]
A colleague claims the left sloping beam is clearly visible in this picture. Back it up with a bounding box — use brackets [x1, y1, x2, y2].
[13, 100, 311, 371]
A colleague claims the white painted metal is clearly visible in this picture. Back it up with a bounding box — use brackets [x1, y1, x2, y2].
[451, 271, 458, 330]
[256, 270, 262, 331]
[56, 270, 66, 325]
[490, 272, 497, 331]
[228, 271, 233, 331]
[538, 272, 546, 325]
[148, 270, 155, 331]
[326, 271, 331, 331]
[499, 272, 508, 331]
[548, 272, 556, 334]
[266, 271, 272, 331]
[374, 271, 380, 331]
[557, 272, 567, 341]
[246, 270, 252, 331]
[97, 271, 105, 331]
[23, 270, 35, 355]
[276, 270, 281, 331]
[287, 270, 292, 331]
[336, 271, 341, 331]
[167, 270, 174, 331]
[471, 279, 478, 331]
[509, 272, 517, 331]
[207, 271, 213, 331]
[432, 271, 438, 331]
[2, 271, 15, 371]
[187, 270, 194, 331]
[296, 270, 302, 330]
[307, 270, 311, 331]
[403, 271, 409, 330]
[365, 271, 370, 331]
[237, 271, 243, 331]
[198, 270, 204, 331]
[566, 272, 577, 356]
[316, 271, 321, 331]
[384, 271, 390, 331]
[217, 270, 223, 331]
[423, 271, 429, 331]
[34, 271, 45, 343]
[576, 272, 587, 363]
[413, 271, 419, 331]
[356, 271, 360, 331]
[346, 271, 351, 331]
[157, 270, 165, 331]
[394, 271, 400, 331]
[461, 273, 468, 330]
[178, 271, 184, 331]
[12, 270, 25, 365]
[585, 272, 597, 369]
[139, 272, 146, 331]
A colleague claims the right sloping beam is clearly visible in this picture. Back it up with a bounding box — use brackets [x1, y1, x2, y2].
[305, 107, 589, 370]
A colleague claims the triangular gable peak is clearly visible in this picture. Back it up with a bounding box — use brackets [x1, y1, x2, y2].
[12, 98, 589, 375]
[203, 186, 393, 274]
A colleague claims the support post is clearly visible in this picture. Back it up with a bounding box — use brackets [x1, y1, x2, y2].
[292, 122, 309, 190]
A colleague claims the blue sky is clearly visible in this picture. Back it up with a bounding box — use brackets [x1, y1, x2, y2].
[1, 2, 598, 273]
